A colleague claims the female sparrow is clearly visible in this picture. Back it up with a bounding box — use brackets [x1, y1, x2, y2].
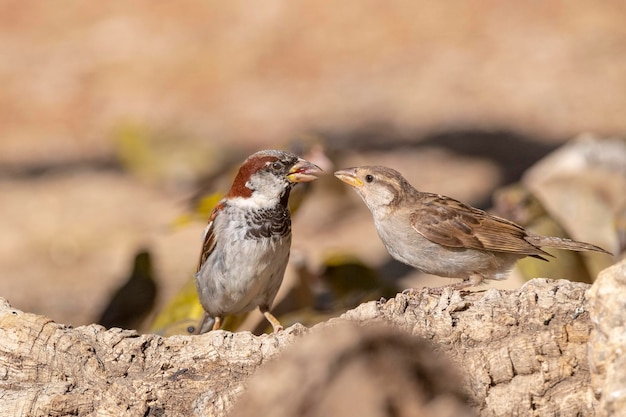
[195, 150, 321, 334]
[334, 166, 612, 290]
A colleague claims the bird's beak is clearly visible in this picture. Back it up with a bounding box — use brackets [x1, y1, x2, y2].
[334, 169, 363, 188]
[286, 159, 322, 183]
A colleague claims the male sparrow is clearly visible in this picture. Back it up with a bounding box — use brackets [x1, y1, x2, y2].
[195, 150, 321, 334]
[334, 166, 612, 290]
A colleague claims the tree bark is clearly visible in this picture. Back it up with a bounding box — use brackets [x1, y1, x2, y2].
[1, 262, 624, 416]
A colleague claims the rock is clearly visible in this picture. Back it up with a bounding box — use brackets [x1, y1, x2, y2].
[588, 259, 626, 416]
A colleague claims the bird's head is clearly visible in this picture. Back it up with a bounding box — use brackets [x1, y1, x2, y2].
[334, 166, 411, 215]
[228, 149, 322, 208]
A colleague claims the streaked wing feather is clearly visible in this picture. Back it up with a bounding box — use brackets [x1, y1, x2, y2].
[410, 194, 548, 257]
[196, 202, 225, 272]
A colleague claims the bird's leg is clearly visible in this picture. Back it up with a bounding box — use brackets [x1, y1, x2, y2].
[434, 274, 485, 293]
[259, 306, 283, 333]
[212, 316, 222, 331]
[451, 274, 484, 290]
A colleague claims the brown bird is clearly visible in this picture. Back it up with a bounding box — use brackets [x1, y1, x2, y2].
[335, 166, 612, 290]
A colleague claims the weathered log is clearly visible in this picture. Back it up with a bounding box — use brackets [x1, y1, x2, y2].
[1, 261, 625, 416]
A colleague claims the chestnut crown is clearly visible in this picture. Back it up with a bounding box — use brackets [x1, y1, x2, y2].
[228, 150, 322, 207]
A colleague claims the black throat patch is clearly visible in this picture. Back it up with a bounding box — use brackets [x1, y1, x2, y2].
[244, 205, 291, 239]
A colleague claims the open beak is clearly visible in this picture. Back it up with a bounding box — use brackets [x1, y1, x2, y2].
[334, 168, 363, 188]
[286, 159, 322, 183]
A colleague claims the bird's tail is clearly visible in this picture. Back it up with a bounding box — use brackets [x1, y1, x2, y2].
[195, 312, 216, 335]
[526, 235, 612, 255]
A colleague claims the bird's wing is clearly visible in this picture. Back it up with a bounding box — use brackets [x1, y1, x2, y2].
[410, 193, 549, 257]
[196, 201, 226, 272]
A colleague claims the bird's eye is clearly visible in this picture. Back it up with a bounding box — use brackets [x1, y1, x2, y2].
[271, 161, 282, 170]
[365, 174, 374, 183]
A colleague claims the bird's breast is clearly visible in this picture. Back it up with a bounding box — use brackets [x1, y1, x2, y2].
[373, 216, 522, 280]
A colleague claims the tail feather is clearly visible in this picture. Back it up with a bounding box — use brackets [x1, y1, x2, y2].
[526, 235, 613, 255]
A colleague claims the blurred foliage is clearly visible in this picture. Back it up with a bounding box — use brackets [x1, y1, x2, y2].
[149, 277, 203, 336]
[113, 121, 227, 187]
[170, 192, 223, 230]
[97, 249, 158, 330]
[493, 184, 596, 283]
[319, 253, 399, 309]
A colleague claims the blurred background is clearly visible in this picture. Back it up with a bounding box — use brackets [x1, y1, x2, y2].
[1, 1, 624, 333]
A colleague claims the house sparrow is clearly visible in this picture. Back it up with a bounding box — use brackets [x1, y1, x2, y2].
[335, 166, 612, 290]
[194, 150, 321, 334]
[157, 138, 332, 335]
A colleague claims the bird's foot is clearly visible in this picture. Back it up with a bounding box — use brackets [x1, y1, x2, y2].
[401, 287, 417, 296]
[261, 309, 283, 333]
[427, 275, 485, 295]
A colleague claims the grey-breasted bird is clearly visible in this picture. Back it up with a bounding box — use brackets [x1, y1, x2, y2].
[194, 150, 321, 334]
